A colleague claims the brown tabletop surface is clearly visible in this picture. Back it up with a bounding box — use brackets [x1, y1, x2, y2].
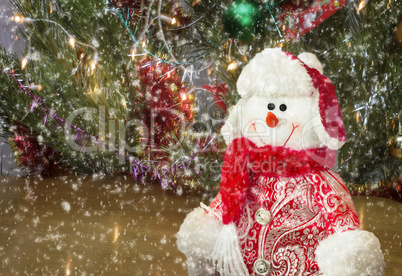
[0, 176, 401, 275]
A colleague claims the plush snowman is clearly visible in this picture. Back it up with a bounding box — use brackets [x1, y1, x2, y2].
[177, 48, 385, 276]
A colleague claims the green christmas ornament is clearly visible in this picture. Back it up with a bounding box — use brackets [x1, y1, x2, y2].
[222, 0, 265, 42]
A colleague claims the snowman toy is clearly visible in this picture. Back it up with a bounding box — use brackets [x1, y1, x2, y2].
[176, 48, 386, 276]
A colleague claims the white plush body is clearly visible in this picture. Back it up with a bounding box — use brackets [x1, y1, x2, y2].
[176, 48, 385, 275]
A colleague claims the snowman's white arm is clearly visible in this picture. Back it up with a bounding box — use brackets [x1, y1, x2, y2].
[176, 206, 223, 276]
[313, 171, 386, 276]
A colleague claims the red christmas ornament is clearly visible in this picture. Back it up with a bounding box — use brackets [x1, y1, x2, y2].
[11, 123, 67, 176]
[134, 59, 193, 149]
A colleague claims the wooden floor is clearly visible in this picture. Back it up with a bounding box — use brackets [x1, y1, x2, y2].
[0, 176, 401, 275]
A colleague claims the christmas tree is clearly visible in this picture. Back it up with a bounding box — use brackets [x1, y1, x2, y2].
[0, 0, 194, 178]
[0, 0, 400, 198]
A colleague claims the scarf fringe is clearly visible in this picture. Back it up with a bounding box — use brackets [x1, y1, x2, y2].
[211, 223, 249, 276]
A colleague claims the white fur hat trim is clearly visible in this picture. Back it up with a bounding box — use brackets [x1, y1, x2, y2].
[236, 48, 317, 99]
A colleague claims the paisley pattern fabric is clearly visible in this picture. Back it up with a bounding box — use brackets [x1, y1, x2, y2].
[208, 169, 360, 275]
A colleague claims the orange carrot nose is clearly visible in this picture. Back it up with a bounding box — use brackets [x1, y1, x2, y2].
[266, 112, 278, 128]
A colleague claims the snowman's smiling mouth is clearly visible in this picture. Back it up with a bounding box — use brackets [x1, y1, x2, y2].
[251, 121, 267, 146]
[283, 123, 299, 147]
[251, 121, 299, 147]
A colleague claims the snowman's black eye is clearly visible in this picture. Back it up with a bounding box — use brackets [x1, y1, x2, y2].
[279, 104, 287, 111]
[267, 103, 275, 110]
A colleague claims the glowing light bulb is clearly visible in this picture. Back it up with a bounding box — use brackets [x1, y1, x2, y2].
[121, 98, 127, 109]
[90, 60, 96, 72]
[130, 48, 136, 60]
[90, 53, 98, 73]
[227, 61, 238, 71]
[11, 15, 24, 23]
[30, 83, 43, 91]
[159, 14, 175, 24]
[192, 0, 201, 6]
[357, 0, 367, 14]
[181, 93, 187, 101]
[207, 67, 213, 76]
[142, 40, 147, 48]
[68, 37, 75, 49]
[11, 14, 33, 23]
[21, 57, 28, 69]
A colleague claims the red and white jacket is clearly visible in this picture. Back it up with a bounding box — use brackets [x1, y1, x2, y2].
[207, 137, 360, 275]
